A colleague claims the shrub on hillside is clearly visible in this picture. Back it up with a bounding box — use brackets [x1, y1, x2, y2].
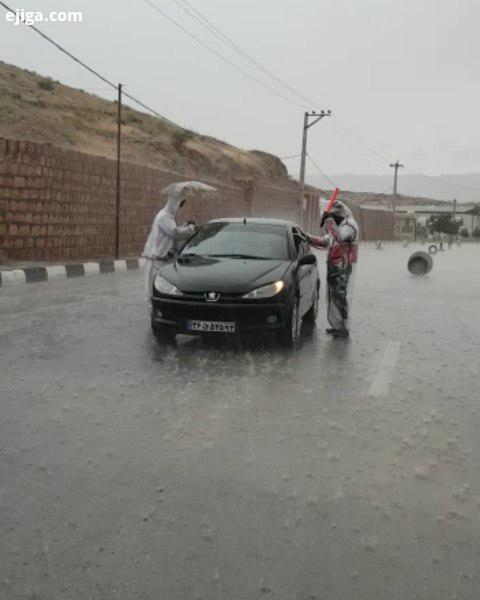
[172, 129, 194, 151]
[38, 78, 55, 91]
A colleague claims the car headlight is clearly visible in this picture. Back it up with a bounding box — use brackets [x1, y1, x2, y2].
[242, 281, 284, 299]
[154, 274, 182, 296]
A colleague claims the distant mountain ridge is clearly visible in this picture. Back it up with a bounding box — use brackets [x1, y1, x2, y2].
[307, 173, 480, 204]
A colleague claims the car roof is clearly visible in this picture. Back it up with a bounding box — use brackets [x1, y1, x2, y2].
[206, 217, 300, 228]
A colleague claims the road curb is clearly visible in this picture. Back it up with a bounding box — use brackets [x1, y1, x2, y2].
[0, 258, 145, 287]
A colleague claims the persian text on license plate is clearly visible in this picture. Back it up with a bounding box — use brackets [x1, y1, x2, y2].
[188, 320, 236, 333]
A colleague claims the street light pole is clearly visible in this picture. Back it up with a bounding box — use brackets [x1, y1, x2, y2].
[298, 109, 331, 224]
[115, 83, 123, 260]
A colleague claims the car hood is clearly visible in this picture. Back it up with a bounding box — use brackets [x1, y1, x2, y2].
[159, 255, 291, 294]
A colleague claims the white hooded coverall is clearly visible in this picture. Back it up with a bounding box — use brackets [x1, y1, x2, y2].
[307, 201, 359, 332]
[142, 189, 195, 297]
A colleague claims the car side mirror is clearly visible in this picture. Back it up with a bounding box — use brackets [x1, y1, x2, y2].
[298, 253, 317, 267]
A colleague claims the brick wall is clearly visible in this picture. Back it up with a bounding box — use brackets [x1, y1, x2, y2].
[0, 139, 120, 261]
[0, 136, 395, 261]
[0, 137, 325, 262]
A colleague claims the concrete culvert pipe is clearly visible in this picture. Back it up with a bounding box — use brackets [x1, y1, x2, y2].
[408, 251, 433, 275]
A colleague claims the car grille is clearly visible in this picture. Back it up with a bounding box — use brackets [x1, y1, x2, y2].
[153, 297, 284, 328]
[168, 291, 244, 303]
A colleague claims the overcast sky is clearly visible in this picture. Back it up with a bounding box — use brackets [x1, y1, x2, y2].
[2, 0, 480, 182]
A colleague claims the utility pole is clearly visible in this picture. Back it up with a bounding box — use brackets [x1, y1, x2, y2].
[390, 160, 404, 195]
[453, 197, 457, 243]
[115, 83, 123, 260]
[299, 109, 331, 224]
[390, 159, 404, 213]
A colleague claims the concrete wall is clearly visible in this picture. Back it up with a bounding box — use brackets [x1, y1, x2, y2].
[394, 214, 416, 240]
[461, 213, 480, 235]
[0, 138, 324, 262]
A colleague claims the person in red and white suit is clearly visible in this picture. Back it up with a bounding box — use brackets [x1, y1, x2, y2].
[307, 200, 358, 338]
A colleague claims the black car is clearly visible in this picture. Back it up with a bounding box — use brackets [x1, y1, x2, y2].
[150, 218, 320, 347]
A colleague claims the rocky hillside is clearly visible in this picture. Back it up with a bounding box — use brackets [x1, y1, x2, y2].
[1, 61, 445, 210]
[0, 61, 288, 182]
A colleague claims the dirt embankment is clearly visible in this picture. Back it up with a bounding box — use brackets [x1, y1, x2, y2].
[0, 61, 288, 183]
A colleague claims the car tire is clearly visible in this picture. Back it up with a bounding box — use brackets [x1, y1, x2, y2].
[304, 284, 319, 323]
[151, 317, 176, 344]
[279, 297, 301, 348]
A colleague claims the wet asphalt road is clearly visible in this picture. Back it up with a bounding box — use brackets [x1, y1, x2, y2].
[1, 243, 480, 600]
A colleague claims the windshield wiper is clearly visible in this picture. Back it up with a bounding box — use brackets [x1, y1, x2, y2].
[207, 253, 269, 260]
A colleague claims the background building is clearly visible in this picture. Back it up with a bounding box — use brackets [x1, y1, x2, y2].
[395, 203, 480, 236]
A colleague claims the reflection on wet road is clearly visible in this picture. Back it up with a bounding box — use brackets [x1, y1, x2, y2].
[1, 244, 480, 599]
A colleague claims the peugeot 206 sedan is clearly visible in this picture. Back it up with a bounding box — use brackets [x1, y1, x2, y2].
[150, 218, 320, 347]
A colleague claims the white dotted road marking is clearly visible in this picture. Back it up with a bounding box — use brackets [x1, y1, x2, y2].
[368, 341, 401, 397]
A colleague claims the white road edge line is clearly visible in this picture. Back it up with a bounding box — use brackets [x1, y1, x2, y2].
[368, 341, 401, 397]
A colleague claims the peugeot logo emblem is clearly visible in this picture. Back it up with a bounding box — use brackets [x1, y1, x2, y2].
[205, 291, 220, 302]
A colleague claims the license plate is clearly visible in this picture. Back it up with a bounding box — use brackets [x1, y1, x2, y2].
[188, 320, 236, 333]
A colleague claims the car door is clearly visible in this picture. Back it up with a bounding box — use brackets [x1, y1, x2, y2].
[292, 227, 313, 316]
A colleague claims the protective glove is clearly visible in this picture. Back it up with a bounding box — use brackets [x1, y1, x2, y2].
[320, 212, 332, 228]
[324, 233, 334, 248]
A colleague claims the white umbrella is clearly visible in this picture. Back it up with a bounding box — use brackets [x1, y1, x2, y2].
[161, 181, 217, 196]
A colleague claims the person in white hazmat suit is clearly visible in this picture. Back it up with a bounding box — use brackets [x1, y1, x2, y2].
[142, 188, 195, 300]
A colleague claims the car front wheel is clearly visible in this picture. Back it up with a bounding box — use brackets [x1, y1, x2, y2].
[279, 298, 301, 348]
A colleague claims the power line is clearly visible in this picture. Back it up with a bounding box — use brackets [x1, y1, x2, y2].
[147, 0, 401, 167]
[142, 0, 305, 109]
[0, 0, 184, 130]
[280, 154, 301, 160]
[306, 154, 338, 189]
[169, 0, 316, 107]
[327, 116, 390, 165]
[0, 1, 116, 90]
[333, 115, 390, 163]
[154, 0, 400, 170]
[173, 0, 397, 172]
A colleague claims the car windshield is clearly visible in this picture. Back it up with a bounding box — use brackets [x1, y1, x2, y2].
[182, 222, 289, 259]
